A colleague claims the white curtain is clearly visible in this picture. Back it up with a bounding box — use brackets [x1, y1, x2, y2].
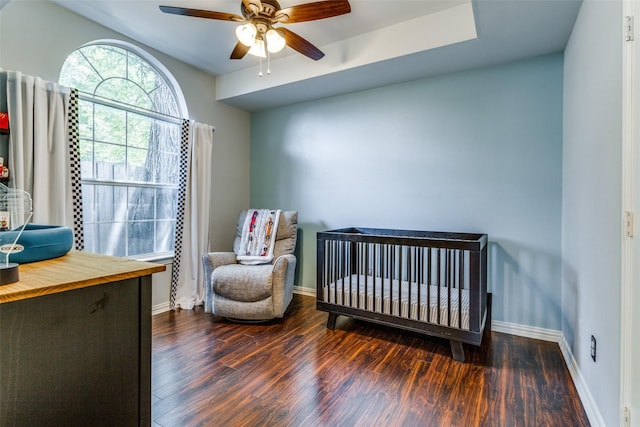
[171, 121, 214, 309]
[5, 70, 74, 228]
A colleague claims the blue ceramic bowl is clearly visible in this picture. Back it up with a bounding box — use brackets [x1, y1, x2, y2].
[0, 224, 73, 264]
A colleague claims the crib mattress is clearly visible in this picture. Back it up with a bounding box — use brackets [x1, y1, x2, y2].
[323, 274, 470, 330]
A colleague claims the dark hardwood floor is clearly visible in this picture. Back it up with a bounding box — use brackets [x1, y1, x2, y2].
[151, 294, 590, 427]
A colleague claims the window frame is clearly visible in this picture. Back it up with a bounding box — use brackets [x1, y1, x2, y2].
[60, 40, 188, 261]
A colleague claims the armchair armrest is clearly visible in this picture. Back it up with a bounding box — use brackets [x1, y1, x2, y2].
[202, 252, 237, 313]
[203, 252, 237, 270]
[271, 254, 297, 317]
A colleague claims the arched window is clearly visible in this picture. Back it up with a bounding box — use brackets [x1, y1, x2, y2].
[60, 41, 186, 259]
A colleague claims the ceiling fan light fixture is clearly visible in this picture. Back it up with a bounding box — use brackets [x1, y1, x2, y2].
[248, 38, 267, 58]
[236, 22, 257, 46]
[266, 28, 286, 53]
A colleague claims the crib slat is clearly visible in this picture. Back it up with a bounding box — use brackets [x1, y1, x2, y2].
[459, 250, 464, 329]
[409, 247, 413, 319]
[327, 241, 332, 301]
[469, 249, 480, 332]
[451, 249, 456, 327]
[380, 243, 383, 312]
[333, 240, 336, 285]
[426, 248, 431, 324]
[391, 245, 396, 316]
[416, 247, 421, 321]
[336, 242, 344, 305]
[446, 249, 450, 326]
[364, 243, 370, 311]
[317, 239, 325, 302]
[437, 249, 441, 325]
[339, 240, 344, 304]
[400, 245, 404, 317]
[370, 242, 374, 311]
[409, 246, 420, 318]
[331, 240, 335, 289]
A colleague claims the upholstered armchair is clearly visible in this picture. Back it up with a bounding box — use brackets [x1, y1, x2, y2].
[202, 210, 298, 321]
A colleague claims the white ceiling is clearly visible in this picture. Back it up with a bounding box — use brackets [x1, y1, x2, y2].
[51, 0, 582, 112]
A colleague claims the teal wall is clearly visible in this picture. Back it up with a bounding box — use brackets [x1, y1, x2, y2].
[251, 53, 564, 330]
[563, 0, 622, 425]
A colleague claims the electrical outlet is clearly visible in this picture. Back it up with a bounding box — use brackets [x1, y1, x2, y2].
[624, 406, 631, 427]
[591, 335, 597, 362]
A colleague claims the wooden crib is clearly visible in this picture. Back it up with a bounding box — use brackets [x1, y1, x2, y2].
[316, 227, 490, 362]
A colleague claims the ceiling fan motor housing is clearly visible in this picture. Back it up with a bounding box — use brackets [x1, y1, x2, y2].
[242, 0, 281, 20]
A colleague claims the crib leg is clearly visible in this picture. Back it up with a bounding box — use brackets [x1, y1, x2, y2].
[486, 292, 493, 332]
[450, 340, 465, 363]
[326, 313, 338, 330]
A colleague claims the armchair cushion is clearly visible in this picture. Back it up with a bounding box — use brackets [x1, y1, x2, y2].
[212, 264, 274, 302]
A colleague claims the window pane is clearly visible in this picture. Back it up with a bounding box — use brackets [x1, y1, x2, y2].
[96, 185, 127, 222]
[156, 188, 176, 220]
[154, 121, 180, 154]
[83, 223, 98, 253]
[81, 183, 96, 223]
[82, 45, 127, 84]
[94, 144, 126, 181]
[80, 148, 94, 179]
[149, 122, 181, 184]
[94, 104, 126, 145]
[128, 187, 155, 221]
[59, 51, 102, 93]
[128, 53, 160, 94]
[152, 83, 179, 117]
[128, 221, 154, 256]
[160, 151, 181, 185]
[78, 99, 94, 140]
[126, 147, 149, 181]
[97, 78, 152, 110]
[156, 220, 175, 253]
[98, 222, 126, 257]
[94, 140, 125, 164]
[127, 114, 152, 149]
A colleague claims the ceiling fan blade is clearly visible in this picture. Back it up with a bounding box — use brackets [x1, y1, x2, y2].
[159, 6, 244, 22]
[230, 42, 251, 60]
[280, 28, 324, 60]
[275, 1, 351, 23]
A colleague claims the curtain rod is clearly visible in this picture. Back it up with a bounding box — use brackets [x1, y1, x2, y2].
[1, 70, 213, 130]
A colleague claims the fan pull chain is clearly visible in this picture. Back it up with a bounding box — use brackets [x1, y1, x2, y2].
[267, 51, 271, 76]
[258, 55, 263, 77]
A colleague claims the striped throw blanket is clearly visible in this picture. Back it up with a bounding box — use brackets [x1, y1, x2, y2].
[237, 209, 281, 265]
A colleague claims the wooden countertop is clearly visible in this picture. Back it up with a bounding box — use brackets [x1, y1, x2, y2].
[0, 250, 166, 304]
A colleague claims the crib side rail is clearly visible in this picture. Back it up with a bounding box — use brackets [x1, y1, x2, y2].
[318, 228, 487, 251]
[317, 230, 487, 333]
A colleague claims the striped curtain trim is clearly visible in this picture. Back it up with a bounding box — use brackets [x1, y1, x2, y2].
[170, 119, 191, 310]
[68, 89, 84, 251]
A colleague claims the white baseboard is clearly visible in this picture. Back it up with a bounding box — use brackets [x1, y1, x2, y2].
[152, 302, 171, 315]
[492, 320, 604, 427]
[293, 286, 316, 297]
[491, 320, 562, 342]
[558, 336, 606, 427]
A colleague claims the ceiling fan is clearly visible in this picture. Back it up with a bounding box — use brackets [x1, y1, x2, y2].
[159, 0, 351, 62]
